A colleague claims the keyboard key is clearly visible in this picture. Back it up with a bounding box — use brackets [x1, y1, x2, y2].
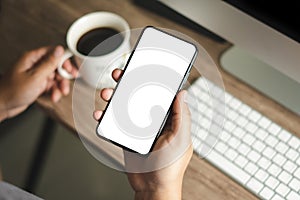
[201, 117, 211, 130]
[254, 169, 269, 182]
[275, 183, 290, 197]
[209, 128, 221, 139]
[257, 157, 271, 170]
[254, 129, 269, 141]
[220, 130, 231, 142]
[252, 140, 266, 153]
[288, 136, 300, 150]
[288, 178, 300, 191]
[283, 160, 297, 173]
[278, 171, 292, 184]
[286, 148, 299, 161]
[266, 176, 280, 190]
[228, 137, 241, 149]
[229, 98, 241, 109]
[272, 154, 287, 167]
[225, 93, 233, 103]
[297, 156, 300, 166]
[268, 123, 281, 136]
[235, 116, 248, 127]
[237, 143, 251, 156]
[268, 163, 282, 177]
[245, 123, 258, 134]
[227, 110, 239, 121]
[245, 162, 258, 175]
[224, 121, 236, 132]
[263, 146, 276, 159]
[275, 142, 289, 154]
[201, 92, 210, 102]
[265, 135, 279, 147]
[242, 134, 256, 146]
[246, 177, 263, 193]
[294, 168, 300, 179]
[247, 150, 261, 163]
[286, 191, 300, 200]
[234, 155, 248, 168]
[272, 194, 285, 200]
[215, 141, 228, 153]
[192, 137, 202, 149]
[193, 128, 207, 139]
[238, 104, 251, 116]
[232, 127, 246, 139]
[278, 130, 291, 143]
[203, 108, 213, 120]
[225, 148, 238, 161]
[212, 113, 224, 128]
[196, 79, 206, 90]
[196, 101, 208, 112]
[260, 187, 274, 200]
[258, 117, 271, 129]
[248, 110, 261, 122]
[211, 84, 223, 98]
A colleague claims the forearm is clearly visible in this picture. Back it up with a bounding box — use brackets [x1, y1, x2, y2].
[0, 99, 8, 122]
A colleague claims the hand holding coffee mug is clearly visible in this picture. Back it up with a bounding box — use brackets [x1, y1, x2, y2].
[58, 12, 131, 88]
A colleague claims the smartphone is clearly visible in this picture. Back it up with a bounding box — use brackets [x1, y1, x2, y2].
[96, 26, 198, 154]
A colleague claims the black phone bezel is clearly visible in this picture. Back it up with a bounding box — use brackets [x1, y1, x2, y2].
[96, 26, 198, 155]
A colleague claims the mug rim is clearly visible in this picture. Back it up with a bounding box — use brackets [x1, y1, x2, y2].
[66, 11, 130, 60]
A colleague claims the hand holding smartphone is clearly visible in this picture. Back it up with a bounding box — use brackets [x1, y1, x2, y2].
[96, 27, 198, 154]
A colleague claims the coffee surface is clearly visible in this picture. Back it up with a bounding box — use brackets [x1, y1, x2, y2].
[77, 27, 123, 56]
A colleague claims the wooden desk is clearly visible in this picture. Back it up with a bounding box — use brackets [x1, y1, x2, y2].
[1, 0, 300, 199]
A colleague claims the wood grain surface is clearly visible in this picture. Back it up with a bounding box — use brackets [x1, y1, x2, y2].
[1, 0, 299, 199]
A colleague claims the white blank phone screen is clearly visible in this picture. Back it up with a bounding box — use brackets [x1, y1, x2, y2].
[97, 27, 197, 154]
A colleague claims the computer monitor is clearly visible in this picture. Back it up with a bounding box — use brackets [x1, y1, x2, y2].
[151, 0, 300, 115]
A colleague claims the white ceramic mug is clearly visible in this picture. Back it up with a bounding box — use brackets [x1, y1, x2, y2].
[58, 12, 130, 88]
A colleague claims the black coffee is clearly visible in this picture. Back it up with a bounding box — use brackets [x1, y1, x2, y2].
[76, 27, 123, 56]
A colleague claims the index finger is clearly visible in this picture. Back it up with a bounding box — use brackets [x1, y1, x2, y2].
[17, 46, 51, 72]
[33, 46, 64, 78]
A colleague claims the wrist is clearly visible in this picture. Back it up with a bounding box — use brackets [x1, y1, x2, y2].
[0, 77, 8, 122]
[135, 189, 181, 200]
[134, 184, 182, 200]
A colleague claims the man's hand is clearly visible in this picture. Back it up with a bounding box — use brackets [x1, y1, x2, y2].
[0, 46, 78, 121]
[94, 68, 193, 200]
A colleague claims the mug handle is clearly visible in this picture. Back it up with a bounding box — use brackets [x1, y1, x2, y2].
[57, 49, 75, 79]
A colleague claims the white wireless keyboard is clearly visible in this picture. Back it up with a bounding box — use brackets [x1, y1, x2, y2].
[188, 77, 300, 200]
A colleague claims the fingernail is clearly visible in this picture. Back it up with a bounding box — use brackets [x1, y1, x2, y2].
[63, 87, 69, 95]
[93, 111, 99, 120]
[53, 96, 59, 102]
[53, 92, 61, 102]
[183, 90, 189, 103]
[54, 46, 64, 57]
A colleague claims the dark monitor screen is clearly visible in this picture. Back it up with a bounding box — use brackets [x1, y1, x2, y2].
[224, 0, 300, 43]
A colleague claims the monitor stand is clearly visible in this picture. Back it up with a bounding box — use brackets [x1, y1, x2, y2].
[220, 46, 300, 115]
